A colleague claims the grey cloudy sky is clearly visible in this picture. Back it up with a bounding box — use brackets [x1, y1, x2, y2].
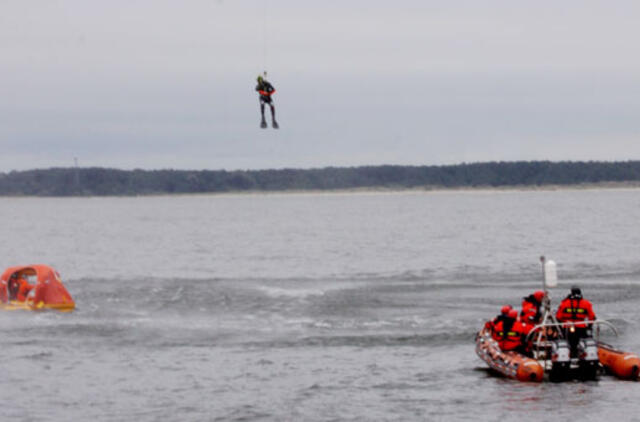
[2, 0, 640, 171]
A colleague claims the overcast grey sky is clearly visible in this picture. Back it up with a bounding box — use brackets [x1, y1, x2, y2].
[2, 0, 640, 171]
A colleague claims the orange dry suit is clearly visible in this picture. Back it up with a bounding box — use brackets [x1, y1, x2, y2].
[484, 305, 512, 331]
[520, 293, 543, 335]
[556, 296, 596, 329]
[16, 279, 33, 302]
[8, 277, 32, 302]
[492, 317, 526, 352]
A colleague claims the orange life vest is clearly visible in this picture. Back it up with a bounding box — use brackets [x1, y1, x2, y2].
[492, 319, 525, 351]
[556, 296, 596, 328]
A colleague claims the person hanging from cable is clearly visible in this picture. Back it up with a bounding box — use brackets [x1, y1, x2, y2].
[255, 73, 279, 129]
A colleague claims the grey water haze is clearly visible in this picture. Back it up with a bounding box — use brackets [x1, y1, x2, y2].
[1, 189, 640, 421]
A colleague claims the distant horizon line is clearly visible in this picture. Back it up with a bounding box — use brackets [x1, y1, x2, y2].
[3, 160, 640, 196]
[4, 159, 640, 174]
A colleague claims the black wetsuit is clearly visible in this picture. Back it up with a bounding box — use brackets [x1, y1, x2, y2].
[256, 79, 277, 126]
[256, 80, 275, 104]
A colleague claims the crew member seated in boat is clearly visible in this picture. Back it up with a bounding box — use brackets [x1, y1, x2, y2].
[520, 290, 545, 335]
[8, 273, 33, 302]
[492, 309, 527, 353]
[556, 286, 596, 342]
[485, 305, 512, 330]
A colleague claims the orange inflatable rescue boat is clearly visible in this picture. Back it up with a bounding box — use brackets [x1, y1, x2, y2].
[477, 257, 640, 382]
[476, 326, 544, 382]
[0, 265, 75, 312]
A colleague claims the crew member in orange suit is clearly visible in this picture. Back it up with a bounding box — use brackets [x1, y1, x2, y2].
[556, 286, 596, 328]
[16, 278, 33, 302]
[8, 273, 33, 302]
[520, 290, 545, 335]
[492, 309, 526, 353]
[556, 285, 596, 356]
[521, 291, 544, 324]
[484, 305, 512, 331]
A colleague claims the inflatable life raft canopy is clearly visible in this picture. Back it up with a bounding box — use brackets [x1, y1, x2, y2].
[0, 265, 75, 311]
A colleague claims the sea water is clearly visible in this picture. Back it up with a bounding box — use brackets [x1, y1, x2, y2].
[0, 189, 639, 421]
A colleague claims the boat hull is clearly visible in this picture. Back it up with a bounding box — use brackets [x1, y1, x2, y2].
[598, 342, 640, 380]
[0, 300, 75, 312]
[476, 327, 544, 382]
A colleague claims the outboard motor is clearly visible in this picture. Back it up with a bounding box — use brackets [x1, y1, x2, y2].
[579, 338, 599, 362]
[577, 337, 600, 380]
[550, 339, 571, 382]
[552, 339, 571, 363]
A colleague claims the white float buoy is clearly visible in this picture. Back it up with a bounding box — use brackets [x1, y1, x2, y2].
[544, 260, 558, 288]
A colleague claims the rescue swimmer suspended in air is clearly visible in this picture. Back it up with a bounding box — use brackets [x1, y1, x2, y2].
[255, 73, 279, 129]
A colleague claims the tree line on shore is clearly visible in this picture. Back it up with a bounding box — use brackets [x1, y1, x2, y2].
[0, 161, 639, 196]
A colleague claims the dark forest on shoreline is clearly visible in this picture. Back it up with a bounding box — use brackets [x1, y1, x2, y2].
[1, 161, 640, 196]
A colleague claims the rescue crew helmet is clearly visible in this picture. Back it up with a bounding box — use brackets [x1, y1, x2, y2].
[570, 285, 582, 297]
[257, 75, 264, 83]
[501, 305, 512, 315]
[533, 291, 545, 302]
[507, 309, 519, 319]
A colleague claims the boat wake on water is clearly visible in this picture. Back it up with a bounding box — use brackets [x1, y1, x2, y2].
[22, 266, 638, 351]
[40, 274, 482, 351]
[4, 265, 640, 420]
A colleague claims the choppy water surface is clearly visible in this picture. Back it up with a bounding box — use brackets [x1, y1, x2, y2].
[1, 189, 639, 421]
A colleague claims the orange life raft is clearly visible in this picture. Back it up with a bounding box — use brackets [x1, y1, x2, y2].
[0, 265, 75, 312]
[476, 326, 544, 382]
[598, 342, 640, 380]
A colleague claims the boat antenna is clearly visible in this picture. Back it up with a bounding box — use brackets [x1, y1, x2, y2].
[540, 255, 557, 315]
[540, 256, 550, 315]
[530, 255, 561, 365]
